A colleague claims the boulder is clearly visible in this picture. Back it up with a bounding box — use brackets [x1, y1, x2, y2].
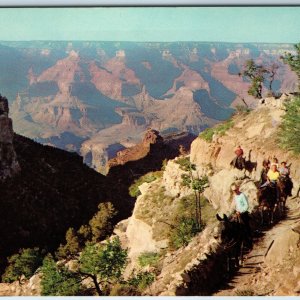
[265, 229, 300, 266]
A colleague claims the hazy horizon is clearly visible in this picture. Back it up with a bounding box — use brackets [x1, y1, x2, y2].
[0, 7, 300, 43]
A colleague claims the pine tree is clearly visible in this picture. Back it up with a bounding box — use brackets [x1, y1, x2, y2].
[89, 202, 117, 243]
[56, 228, 80, 259]
[240, 59, 269, 99]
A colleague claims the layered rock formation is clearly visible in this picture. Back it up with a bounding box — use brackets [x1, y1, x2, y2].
[0, 94, 20, 181]
[4, 41, 297, 172]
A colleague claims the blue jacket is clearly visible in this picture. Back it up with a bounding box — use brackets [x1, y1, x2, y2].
[234, 192, 249, 213]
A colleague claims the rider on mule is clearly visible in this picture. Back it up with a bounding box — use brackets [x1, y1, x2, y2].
[261, 163, 280, 185]
[279, 161, 293, 197]
[230, 184, 253, 248]
[260, 163, 280, 200]
[279, 161, 290, 177]
[260, 159, 270, 186]
[230, 145, 245, 170]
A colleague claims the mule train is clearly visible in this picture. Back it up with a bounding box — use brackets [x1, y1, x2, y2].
[257, 176, 292, 225]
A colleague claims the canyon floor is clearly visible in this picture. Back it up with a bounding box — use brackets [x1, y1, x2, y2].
[213, 195, 300, 296]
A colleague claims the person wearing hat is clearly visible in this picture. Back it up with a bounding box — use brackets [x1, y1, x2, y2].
[231, 184, 252, 248]
[231, 184, 249, 216]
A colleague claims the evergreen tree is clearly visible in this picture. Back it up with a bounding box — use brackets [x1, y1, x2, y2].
[2, 248, 43, 283]
[56, 228, 80, 259]
[240, 59, 269, 99]
[77, 224, 92, 245]
[89, 202, 117, 243]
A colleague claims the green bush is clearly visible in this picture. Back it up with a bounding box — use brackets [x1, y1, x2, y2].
[2, 248, 43, 283]
[138, 252, 160, 268]
[235, 104, 252, 114]
[169, 217, 202, 250]
[129, 171, 163, 198]
[278, 97, 300, 154]
[41, 255, 83, 296]
[175, 157, 191, 169]
[127, 271, 155, 291]
[199, 119, 234, 142]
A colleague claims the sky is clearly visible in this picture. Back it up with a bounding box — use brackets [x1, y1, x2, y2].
[0, 7, 300, 43]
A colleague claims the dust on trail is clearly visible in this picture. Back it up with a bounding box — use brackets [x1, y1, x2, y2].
[213, 196, 300, 296]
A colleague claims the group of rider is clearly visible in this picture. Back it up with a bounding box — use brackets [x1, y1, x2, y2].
[229, 146, 294, 249]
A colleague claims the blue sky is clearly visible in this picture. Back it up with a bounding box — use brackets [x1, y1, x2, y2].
[0, 7, 299, 43]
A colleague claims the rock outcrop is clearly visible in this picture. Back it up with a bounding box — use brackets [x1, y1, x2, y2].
[190, 98, 300, 213]
[108, 128, 163, 169]
[0, 94, 20, 181]
[0, 274, 41, 296]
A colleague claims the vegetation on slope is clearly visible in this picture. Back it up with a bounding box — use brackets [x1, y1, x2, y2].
[278, 96, 300, 154]
[199, 118, 234, 142]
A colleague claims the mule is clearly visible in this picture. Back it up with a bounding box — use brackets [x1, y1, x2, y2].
[277, 176, 293, 216]
[257, 183, 278, 225]
[216, 214, 248, 272]
[230, 156, 246, 170]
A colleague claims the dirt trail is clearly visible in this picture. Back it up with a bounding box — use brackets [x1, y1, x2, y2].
[213, 196, 300, 296]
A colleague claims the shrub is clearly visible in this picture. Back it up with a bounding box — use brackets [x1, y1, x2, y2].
[127, 271, 155, 292]
[169, 217, 202, 250]
[129, 171, 163, 198]
[199, 119, 234, 142]
[2, 248, 43, 283]
[235, 104, 252, 114]
[235, 289, 255, 296]
[138, 252, 160, 268]
[41, 255, 83, 296]
[175, 157, 195, 171]
[278, 97, 300, 154]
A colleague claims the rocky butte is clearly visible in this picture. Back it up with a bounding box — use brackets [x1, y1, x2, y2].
[0, 94, 20, 181]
